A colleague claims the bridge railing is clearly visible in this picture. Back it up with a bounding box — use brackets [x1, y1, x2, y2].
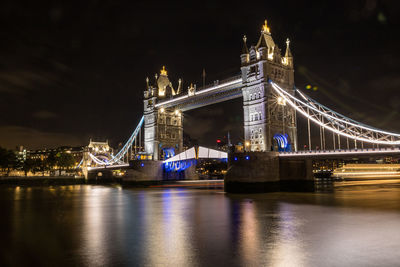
[195, 74, 242, 92]
[279, 147, 400, 156]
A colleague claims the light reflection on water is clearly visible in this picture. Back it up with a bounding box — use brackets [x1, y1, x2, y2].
[1, 181, 400, 266]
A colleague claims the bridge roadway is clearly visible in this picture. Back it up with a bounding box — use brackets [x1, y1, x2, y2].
[155, 75, 242, 111]
[279, 147, 400, 159]
[87, 147, 400, 171]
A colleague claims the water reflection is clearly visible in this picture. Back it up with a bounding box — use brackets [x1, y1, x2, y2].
[268, 203, 307, 267]
[81, 186, 112, 266]
[239, 201, 259, 265]
[1, 181, 400, 266]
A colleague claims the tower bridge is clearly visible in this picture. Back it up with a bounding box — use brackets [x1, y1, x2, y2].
[80, 20, 400, 192]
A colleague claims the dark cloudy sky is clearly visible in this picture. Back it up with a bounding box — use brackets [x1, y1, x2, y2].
[0, 0, 399, 150]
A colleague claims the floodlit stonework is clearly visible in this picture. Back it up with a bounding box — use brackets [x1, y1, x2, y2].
[144, 67, 183, 160]
[241, 21, 297, 152]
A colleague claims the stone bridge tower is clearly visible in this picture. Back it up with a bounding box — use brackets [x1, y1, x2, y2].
[143, 67, 183, 160]
[241, 21, 297, 152]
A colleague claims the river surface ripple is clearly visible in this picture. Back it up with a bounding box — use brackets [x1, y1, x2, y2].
[1, 180, 400, 266]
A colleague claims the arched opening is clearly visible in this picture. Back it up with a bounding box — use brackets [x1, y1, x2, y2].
[273, 133, 292, 152]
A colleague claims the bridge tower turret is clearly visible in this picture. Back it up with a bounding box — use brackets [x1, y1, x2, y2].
[143, 67, 184, 160]
[241, 20, 297, 152]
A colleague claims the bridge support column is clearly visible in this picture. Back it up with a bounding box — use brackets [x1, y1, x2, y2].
[225, 152, 314, 193]
[123, 160, 164, 183]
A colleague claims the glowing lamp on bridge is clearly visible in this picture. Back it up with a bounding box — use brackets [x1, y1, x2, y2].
[277, 96, 286, 106]
[175, 109, 180, 115]
[160, 107, 165, 113]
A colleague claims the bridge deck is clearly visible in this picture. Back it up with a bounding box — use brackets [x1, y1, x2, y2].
[279, 147, 400, 158]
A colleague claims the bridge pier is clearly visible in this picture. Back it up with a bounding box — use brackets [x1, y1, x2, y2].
[124, 160, 164, 182]
[225, 152, 314, 193]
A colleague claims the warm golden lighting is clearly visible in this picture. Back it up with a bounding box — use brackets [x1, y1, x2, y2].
[175, 109, 180, 115]
[332, 164, 400, 179]
[160, 107, 165, 113]
[277, 96, 286, 106]
[160, 66, 167, 76]
[245, 141, 250, 147]
[262, 20, 270, 33]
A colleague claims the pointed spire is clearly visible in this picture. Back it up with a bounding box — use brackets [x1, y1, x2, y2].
[261, 20, 270, 34]
[176, 78, 182, 95]
[256, 19, 275, 50]
[160, 66, 167, 76]
[241, 35, 249, 54]
[285, 38, 292, 58]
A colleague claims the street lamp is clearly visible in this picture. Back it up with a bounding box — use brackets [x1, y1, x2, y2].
[245, 141, 250, 151]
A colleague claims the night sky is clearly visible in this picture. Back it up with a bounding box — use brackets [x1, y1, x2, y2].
[1, 0, 400, 150]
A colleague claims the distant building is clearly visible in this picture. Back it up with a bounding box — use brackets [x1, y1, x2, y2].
[26, 145, 84, 166]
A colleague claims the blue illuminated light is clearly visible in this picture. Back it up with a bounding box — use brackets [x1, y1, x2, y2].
[234, 157, 238, 161]
[245, 156, 250, 160]
[140, 163, 144, 167]
[164, 159, 198, 172]
[273, 133, 292, 152]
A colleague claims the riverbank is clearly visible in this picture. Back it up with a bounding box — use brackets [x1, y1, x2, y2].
[0, 176, 224, 188]
[0, 176, 87, 186]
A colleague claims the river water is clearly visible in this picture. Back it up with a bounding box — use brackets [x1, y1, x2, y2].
[1, 180, 400, 266]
